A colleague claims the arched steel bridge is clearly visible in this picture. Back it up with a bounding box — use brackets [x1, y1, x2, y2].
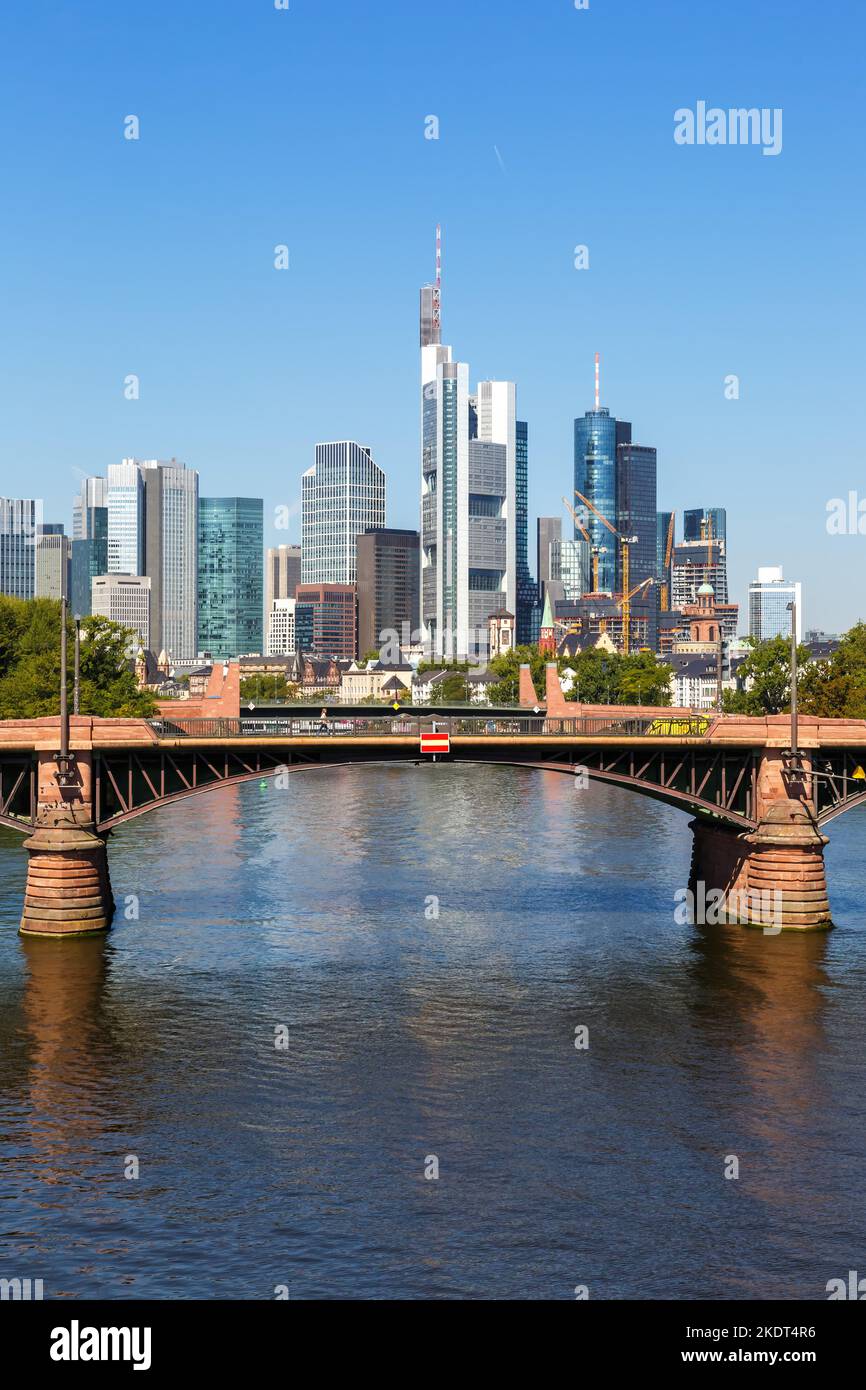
[2, 712, 865, 835]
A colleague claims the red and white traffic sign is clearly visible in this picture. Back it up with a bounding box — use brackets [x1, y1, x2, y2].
[420, 730, 450, 755]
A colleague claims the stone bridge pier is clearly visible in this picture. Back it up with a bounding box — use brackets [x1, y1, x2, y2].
[19, 727, 114, 939]
[689, 725, 831, 931]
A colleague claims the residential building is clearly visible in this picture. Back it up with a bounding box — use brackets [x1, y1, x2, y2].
[749, 566, 802, 641]
[91, 574, 151, 650]
[302, 442, 385, 586]
[356, 527, 420, 658]
[0, 497, 40, 599]
[671, 539, 729, 608]
[294, 582, 357, 659]
[267, 597, 296, 656]
[198, 497, 264, 658]
[339, 658, 415, 704]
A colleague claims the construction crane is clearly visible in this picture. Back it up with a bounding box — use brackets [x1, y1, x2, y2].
[561, 495, 606, 595]
[574, 488, 639, 654]
[660, 511, 675, 610]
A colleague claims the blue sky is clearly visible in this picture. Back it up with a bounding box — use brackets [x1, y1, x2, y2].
[0, 0, 863, 630]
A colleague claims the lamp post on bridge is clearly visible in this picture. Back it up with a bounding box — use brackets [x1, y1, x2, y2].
[787, 599, 799, 763]
[73, 614, 81, 716]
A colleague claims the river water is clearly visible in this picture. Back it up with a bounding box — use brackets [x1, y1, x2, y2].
[1, 763, 864, 1300]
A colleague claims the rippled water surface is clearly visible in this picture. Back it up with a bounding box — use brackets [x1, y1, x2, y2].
[1, 763, 865, 1299]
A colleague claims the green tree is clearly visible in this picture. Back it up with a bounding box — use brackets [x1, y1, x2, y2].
[240, 673, 290, 701]
[721, 634, 810, 715]
[486, 645, 550, 704]
[800, 622, 866, 718]
[431, 672, 469, 703]
[0, 602, 156, 718]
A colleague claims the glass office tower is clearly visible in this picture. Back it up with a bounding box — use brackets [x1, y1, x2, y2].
[301, 442, 385, 587]
[0, 498, 40, 598]
[71, 507, 108, 617]
[617, 442, 658, 648]
[573, 409, 628, 594]
[514, 418, 536, 644]
[198, 497, 264, 658]
[684, 507, 726, 544]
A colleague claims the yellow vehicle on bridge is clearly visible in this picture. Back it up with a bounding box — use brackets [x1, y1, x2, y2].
[646, 714, 713, 737]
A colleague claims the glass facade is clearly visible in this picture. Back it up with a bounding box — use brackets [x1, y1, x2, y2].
[301, 442, 385, 586]
[515, 419, 535, 643]
[0, 497, 40, 599]
[617, 443, 658, 649]
[107, 461, 144, 575]
[684, 507, 726, 544]
[573, 409, 623, 594]
[70, 508, 108, 617]
[749, 571, 802, 641]
[198, 497, 264, 658]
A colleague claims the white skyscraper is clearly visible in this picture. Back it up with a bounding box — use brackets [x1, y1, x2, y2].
[419, 245, 517, 660]
[749, 566, 803, 641]
[107, 460, 145, 575]
[301, 442, 385, 585]
[106, 458, 198, 659]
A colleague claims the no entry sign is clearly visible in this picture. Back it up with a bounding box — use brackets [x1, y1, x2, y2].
[420, 730, 450, 755]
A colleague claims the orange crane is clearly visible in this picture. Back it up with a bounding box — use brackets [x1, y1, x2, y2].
[660, 510, 675, 610]
[561, 495, 606, 594]
[574, 489, 639, 654]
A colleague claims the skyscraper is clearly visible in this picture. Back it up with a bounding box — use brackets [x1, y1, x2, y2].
[198, 497, 264, 658]
[91, 574, 151, 651]
[265, 544, 301, 612]
[537, 517, 561, 603]
[35, 531, 71, 600]
[684, 507, 726, 545]
[294, 583, 357, 659]
[301, 442, 385, 585]
[749, 566, 802, 641]
[514, 418, 535, 643]
[107, 460, 145, 575]
[73, 476, 108, 541]
[140, 460, 199, 661]
[356, 527, 420, 657]
[573, 360, 657, 607]
[0, 498, 40, 599]
[71, 507, 108, 617]
[419, 234, 518, 660]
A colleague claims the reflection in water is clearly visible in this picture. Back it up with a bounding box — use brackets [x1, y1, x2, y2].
[0, 765, 864, 1300]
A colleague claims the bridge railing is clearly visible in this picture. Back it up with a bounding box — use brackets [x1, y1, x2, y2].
[148, 714, 712, 740]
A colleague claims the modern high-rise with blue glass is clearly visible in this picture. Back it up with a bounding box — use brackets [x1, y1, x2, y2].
[198, 497, 264, 658]
[573, 362, 657, 644]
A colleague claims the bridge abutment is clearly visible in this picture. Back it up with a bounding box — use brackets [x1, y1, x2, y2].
[18, 742, 114, 938]
[689, 801, 832, 932]
[20, 808, 114, 938]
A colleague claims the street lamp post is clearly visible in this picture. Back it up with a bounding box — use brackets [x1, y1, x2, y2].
[73, 614, 81, 716]
[787, 599, 798, 761]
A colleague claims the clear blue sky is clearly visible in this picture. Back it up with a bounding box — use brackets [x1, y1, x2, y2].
[1, 0, 863, 631]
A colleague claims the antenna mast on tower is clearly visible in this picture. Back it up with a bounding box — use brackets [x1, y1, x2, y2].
[594, 351, 600, 411]
[433, 224, 441, 338]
